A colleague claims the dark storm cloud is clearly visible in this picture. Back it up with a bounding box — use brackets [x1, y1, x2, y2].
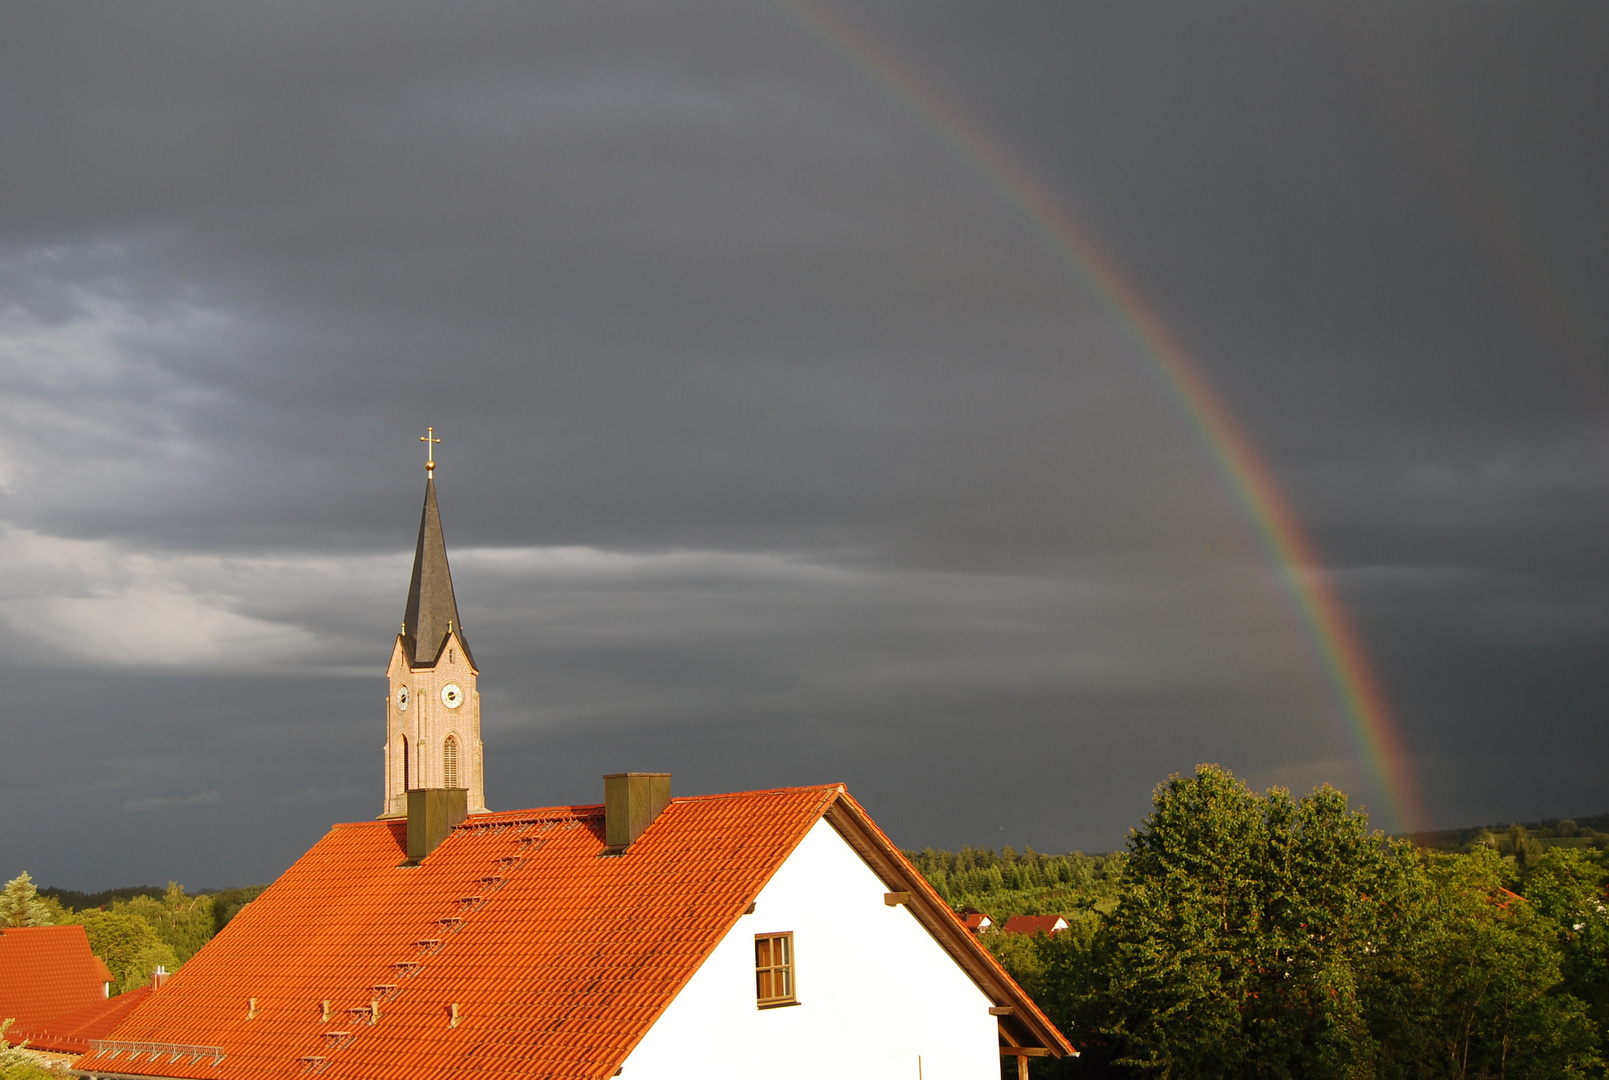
[2, 0, 1170, 562]
[0, 1, 1603, 888]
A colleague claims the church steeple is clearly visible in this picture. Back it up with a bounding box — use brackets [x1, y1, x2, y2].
[382, 434, 486, 819]
[401, 477, 475, 669]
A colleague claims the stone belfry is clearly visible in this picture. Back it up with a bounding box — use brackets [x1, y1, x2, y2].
[381, 429, 486, 817]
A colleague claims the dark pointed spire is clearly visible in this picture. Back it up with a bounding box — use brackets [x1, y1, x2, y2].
[402, 477, 473, 668]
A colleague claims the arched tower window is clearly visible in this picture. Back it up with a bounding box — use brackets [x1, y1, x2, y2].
[443, 735, 459, 788]
[402, 735, 410, 791]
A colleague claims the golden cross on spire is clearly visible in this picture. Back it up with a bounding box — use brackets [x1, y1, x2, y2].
[421, 426, 441, 473]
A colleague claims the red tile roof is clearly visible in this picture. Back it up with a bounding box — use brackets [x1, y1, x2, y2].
[1001, 914, 1069, 937]
[91, 785, 1069, 1079]
[6, 986, 151, 1054]
[0, 925, 113, 1031]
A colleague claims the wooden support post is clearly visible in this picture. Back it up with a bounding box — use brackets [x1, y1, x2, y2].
[1017, 1053, 1029, 1080]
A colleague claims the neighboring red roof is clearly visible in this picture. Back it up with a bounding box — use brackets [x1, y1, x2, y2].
[91, 785, 1069, 1079]
[7, 986, 152, 1054]
[1493, 886, 1529, 912]
[963, 913, 993, 932]
[0, 925, 114, 1032]
[1001, 914, 1069, 937]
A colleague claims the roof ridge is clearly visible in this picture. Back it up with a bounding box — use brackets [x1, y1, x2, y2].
[332, 785, 848, 829]
[670, 783, 846, 802]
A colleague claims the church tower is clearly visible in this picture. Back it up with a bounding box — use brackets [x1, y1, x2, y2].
[381, 434, 486, 817]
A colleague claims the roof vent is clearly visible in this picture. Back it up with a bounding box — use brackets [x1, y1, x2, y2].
[406, 787, 468, 862]
[603, 773, 671, 853]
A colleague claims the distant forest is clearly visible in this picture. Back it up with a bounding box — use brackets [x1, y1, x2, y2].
[903, 809, 1609, 923]
[1408, 813, 1609, 853]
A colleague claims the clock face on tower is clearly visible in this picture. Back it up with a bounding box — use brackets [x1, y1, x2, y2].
[441, 683, 464, 709]
[396, 686, 409, 712]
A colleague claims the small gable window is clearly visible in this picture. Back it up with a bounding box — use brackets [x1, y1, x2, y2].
[755, 932, 795, 1008]
[443, 735, 460, 788]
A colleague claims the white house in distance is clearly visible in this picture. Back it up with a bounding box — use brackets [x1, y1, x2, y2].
[79, 459, 1073, 1080]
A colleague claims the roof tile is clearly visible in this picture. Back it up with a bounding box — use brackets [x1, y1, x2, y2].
[94, 787, 836, 1080]
[6, 986, 152, 1053]
[0, 925, 113, 1032]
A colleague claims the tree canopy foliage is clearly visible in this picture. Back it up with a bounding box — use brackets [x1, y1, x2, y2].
[915, 766, 1608, 1079]
[0, 874, 59, 929]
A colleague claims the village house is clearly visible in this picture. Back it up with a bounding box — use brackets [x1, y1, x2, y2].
[0, 924, 115, 1028]
[0, 923, 119, 1070]
[1000, 915, 1070, 939]
[77, 455, 1072, 1079]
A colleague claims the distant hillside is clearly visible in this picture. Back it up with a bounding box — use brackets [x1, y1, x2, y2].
[1407, 812, 1609, 852]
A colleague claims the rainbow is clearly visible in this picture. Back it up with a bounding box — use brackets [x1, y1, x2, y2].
[784, 0, 1426, 834]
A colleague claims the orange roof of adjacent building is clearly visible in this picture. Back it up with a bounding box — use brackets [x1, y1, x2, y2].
[90, 784, 1068, 1079]
[6, 985, 151, 1055]
[0, 924, 112, 1032]
[1000, 914, 1070, 937]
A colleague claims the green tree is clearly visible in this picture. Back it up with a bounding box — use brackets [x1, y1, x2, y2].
[65, 909, 178, 995]
[1508, 826, 1546, 872]
[0, 873, 54, 928]
[112, 883, 215, 963]
[1521, 848, 1609, 1059]
[1368, 848, 1600, 1078]
[1079, 764, 1422, 1079]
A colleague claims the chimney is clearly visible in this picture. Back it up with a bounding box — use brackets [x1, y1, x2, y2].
[151, 966, 168, 990]
[603, 773, 671, 852]
[407, 787, 469, 862]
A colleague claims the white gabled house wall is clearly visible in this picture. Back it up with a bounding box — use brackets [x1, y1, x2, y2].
[619, 817, 999, 1079]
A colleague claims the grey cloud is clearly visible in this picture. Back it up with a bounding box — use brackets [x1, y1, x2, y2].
[0, 1, 1602, 888]
[276, 787, 369, 807]
[122, 790, 222, 814]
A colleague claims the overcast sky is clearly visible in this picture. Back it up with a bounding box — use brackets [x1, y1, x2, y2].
[1, 1, 1604, 890]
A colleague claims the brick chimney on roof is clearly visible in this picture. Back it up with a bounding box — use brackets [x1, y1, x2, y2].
[603, 773, 671, 853]
[406, 788, 468, 862]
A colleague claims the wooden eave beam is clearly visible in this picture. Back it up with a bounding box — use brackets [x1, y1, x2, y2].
[821, 795, 1074, 1057]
